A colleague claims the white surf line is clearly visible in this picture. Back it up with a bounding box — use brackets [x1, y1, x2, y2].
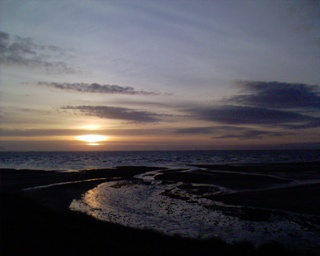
[22, 177, 113, 191]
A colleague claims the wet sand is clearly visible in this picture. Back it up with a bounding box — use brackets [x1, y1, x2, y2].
[213, 183, 320, 216]
[1, 164, 320, 255]
[156, 162, 320, 216]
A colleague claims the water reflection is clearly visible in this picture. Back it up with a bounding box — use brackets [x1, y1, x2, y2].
[70, 178, 320, 249]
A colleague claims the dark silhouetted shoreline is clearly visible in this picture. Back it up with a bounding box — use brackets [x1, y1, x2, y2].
[1, 164, 319, 256]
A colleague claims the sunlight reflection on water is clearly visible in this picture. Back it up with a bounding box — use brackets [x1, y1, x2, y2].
[70, 178, 320, 249]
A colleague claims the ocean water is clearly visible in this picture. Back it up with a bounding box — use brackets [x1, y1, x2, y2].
[1, 149, 319, 171]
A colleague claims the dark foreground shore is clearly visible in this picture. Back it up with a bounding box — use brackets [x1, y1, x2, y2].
[1, 164, 320, 256]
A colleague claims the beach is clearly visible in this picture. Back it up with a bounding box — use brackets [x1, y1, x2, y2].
[1, 163, 320, 255]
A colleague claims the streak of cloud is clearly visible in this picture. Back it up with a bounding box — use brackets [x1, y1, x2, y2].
[61, 105, 163, 123]
[175, 126, 290, 139]
[0, 128, 171, 137]
[213, 130, 290, 140]
[183, 80, 320, 131]
[0, 31, 76, 73]
[230, 81, 320, 109]
[188, 105, 320, 129]
[0, 129, 78, 137]
[174, 126, 216, 134]
[38, 82, 159, 95]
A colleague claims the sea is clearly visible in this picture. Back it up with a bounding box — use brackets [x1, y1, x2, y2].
[1, 149, 320, 171]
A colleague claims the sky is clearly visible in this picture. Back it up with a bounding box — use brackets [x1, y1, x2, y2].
[0, 0, 320, 151]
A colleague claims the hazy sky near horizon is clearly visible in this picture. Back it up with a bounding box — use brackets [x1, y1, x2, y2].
[1, 0, 320, 151]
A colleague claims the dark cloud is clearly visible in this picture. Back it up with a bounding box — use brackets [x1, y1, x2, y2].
[0, 129, 77, 137]
[189, 80, 320, 130]
[113, 99, 174, 110]
[175, 126, 216, 134]
[185, 80, 320, 130]
[0, 127, 170, 137]
[230, 81, 320, 109]
[0, 32, 76, 73]
[0, 32, 10, 52]
[190, 105, 319, 127]
[281, 120, 320, 130]
[175, 125, 290, 139]
[38, 82, 158, 95]
[213, 130, 290, 140]
[61, 105, 163, 123]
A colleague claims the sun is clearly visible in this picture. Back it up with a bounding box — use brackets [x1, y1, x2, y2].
[76, 134, 109, 146]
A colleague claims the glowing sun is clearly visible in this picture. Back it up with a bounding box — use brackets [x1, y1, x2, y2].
[76, 134, 109, 146]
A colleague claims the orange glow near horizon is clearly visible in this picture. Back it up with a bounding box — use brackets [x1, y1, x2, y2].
[81, 125, 101, 130]
[76, 134, 109, 146]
